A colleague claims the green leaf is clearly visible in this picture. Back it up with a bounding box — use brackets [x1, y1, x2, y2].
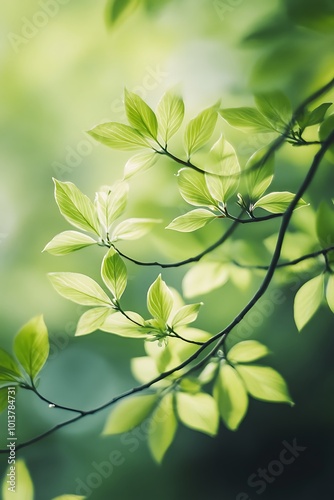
[106, 0, 139, 26]
[147, 274, 174, 322]
[156, 91, 185, 144]
[176, 392, 219, 436]
[13, 315, 49, 382]
[326, 274, 334, 313]
[177, 168, 217, 208]
[166, 209, 217, 232]
[0, 348, 23, 385]
[103, 394, 157, 435]
[319, 114, 334, 160]
[183, 262, 229, 298]
[0, 388, 9, 413]
[53, 179, 100, 235]
[124, 89, 158, 140]
[124, 151, 158, 178]
[95, 183, 129, 233]
[213, 362, 248, 431]
[101, 247, 127, 299]
[48, 272, 112, 306]
[111, 218, 161, 241]
[305, 103, 332, 127]
[245, 147, 275, 201]
[254, 91, 292, 130]
[219, 107, 275, 133]
[75, 307, 113, 336]
[88, 122, 151, 150]
[43, 231, 97, 256]
[316, 201, 334, 248]
[148, 393, 177, 463]
[227, 340, 270, 363]
[294, 274, 324, 331]
[171, 303, 203, 328]
[236, 365, 293, 404]
[3, 460, 34, 500]
[184, 106, 218, 157]
[253, 191, 307, 214]
[101, 311, 146, 338]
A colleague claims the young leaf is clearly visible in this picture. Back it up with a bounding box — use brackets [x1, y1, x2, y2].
[254, 91, 292, 130]
[177, 168, 217, 208]
[245, 148, 275, 201]
[88, 122, 151, 150]
[102, 394, 157, 435]
[0, 348, 23, 385]
[213, 362, 248, 431]
[184, 106, 218, 157]
[75, 307, 113, 336]
[101, 247, 127, 299]
[227, 340, 270, 363]
[111, 218, 161, 241]
[147, 274, 174, 322]
[53, 179, 100, 235]
[13, 315, 49, 382]
[183, 262, 229, 298]
[166, 209, 217, 232]
[176, 392, 219, 436]
[305, 102, 332, 127]
[219, 107, 275, 133]
[43, 231, 97, 256]
[124, 89, 158, 140]
[101, 311, 146, 338]
[326, 274, 334, 313]
[171, 303, 203, 328]
[3, 460, 34, 500]
[316, 201, 334, 248]
[148, 393, 177, 463]
[253, 191, 307, 214]
[124, 151, 158, 178]
[48, 272, 112, 306]
[95, 183, 129, 233]
[236, 365, 293, 404]
[156, 91, 185, 144]
[294, 274, 324, 331]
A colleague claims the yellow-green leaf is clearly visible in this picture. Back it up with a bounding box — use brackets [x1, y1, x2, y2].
[227, 340, 270, 363]
[148, 393, 177, 463]
[166, 209, 217, 232]
[147, 274, 174, 322]
[245, 147, 275, 201]
[183, 262, 229, 298]
[326, 274, 334, 313]
[177, 168, 217, 208]
[75, 307, 113, 336]
[101, 311, 145, 338]
[101, 247, 127, 299]
[157, 91, 185, 144]
[253, 191, 307, 214]
[3, 460, 34, 500]
[48, 272, 112, 307]
[176, 392, 219, 436]
[124, 151, 158, 178]
[125, 89, 158, 139]
[88, 122, 151, 150]
[103, 394, 157, 435]
[294, 274, 324, 331]
[95, 183, 129, 233]
[236, 365, 293, 404]
[184, 106, 218, 157]
[220, 107, 275, 133]
[43, 231, 97, 256]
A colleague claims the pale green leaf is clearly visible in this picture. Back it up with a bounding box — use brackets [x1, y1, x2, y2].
[124, 151, 158, 178]
[184, 106, 218, 157]
[124, 89, 158, 139]
[103, 394, 157, 435]
[245, 148, 275, 201]
[177, 168, 217, 208]
[305, 103, 332, 127]
[0, 348, 23, 386]
[236, 365, 293, 404]
[219, 107, 275, 133]
[156, 91, 185, 144]
[183, 262, 229, 298]
[111, 218, 161, 241]
[88, 122, 151, 150]
[171, 303, 203, 328]
[228, 340, 270, 363]
[316, 201, 334, 248]
[326, 275, 334, 313]
[3, 460, 34, 500]
[48, 272, 112, 306]
[101, 247, 127, 299]
[166, 209, 217, 232]
[253, 191, 307, 214]
[53, 179, 100, 235]
[294, 274, 324, 331]
[101, 311, 146, 338]
[147, 274, 174, 322]
[254, 91, 292, 130]
[148, 393, 177, 463]
[75, 307, 113, 336]
[14, 315, 49, 382]
[176, 392, 219, 436]
[43, 231, 97, 256]
[95, 182, 129, 233]
[131, 356, 161, 384]
[213, 363, 248, 431]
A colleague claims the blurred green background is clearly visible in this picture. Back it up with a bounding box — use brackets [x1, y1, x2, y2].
[0, 0, 334, 498]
